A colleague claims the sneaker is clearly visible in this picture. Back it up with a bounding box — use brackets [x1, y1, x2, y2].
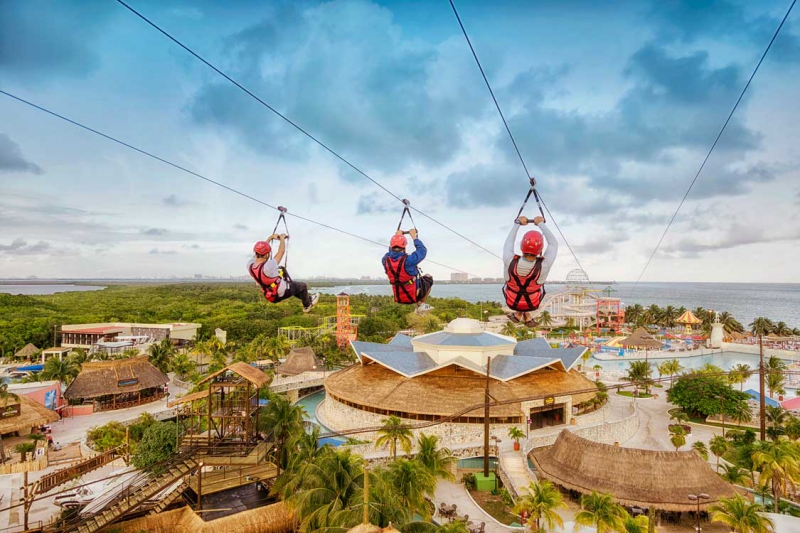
[415, 303, 433, 315]
[303, 293, 320, 313]
[508, 313, 520, 324]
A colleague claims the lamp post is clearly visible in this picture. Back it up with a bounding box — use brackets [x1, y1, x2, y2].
[687, 493, 709, 532]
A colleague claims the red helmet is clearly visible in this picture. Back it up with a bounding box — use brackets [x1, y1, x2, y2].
[390, 234, 407, 249]
[520, 230, 544, 256]
[253, 241, 271, 256]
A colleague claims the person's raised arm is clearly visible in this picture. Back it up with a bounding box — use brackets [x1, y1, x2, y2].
[406, 228, 427, 266]
[273, 234, 288, 265]
[536, 218, 558, 280]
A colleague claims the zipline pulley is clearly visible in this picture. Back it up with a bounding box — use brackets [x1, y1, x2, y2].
[396, 199, 417, 235]
[515, 177, 545, 223]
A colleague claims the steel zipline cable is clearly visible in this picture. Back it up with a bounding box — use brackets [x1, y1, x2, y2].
[0, 89, 476, 276]
[632, 0, 797, 288]
[115, 0, 503, 262]
[447, 0, 589, 278]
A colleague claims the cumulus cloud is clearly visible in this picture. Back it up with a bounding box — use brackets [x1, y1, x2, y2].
[163, 194, 190, 207]
[649, 0, 800, 64]
[233, 223, 249, 231]
[662, 224, 800, 258]
[149, 248, 178, 255]
[0, 1, 113, 82]
[142, 228, 168, 236]
[356, 192, 397, 215]
[187, 1, 488, 174]
[0, 238, 51, 255]
[0, 134, 43, 174]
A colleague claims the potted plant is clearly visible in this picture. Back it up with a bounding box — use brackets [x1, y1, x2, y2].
[593, 364, 602, 378]
[508, 426, 525, 451]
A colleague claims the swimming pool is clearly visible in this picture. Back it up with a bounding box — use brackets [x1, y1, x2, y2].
[294, 390, 346, 446]
[591, 351, 799, 392]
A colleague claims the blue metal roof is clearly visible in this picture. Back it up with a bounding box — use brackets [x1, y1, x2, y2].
[489, 355, 559, 380]
[351, 340, 413, 359]
[557, 347, 588, 371]
[413, 331, 513, 347]
[514, 338, 554, 357]
[361, 350, 438, 377]
[744, 389, 780, 408]
[388, 333, 413, 347]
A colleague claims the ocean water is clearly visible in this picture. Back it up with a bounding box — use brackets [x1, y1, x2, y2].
[0, 284, 106, 295]
[315, 282, 800, 327]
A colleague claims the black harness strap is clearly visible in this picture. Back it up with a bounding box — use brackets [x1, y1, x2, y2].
[270, 206, 290, 267]
[509, 257, 544, 309]
[516, 177, 546, 223]
[385, 256, 417, 303]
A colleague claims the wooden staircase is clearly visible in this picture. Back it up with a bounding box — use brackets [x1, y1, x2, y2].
[148, 479, 189, 515]
[65, 457, 199, 533]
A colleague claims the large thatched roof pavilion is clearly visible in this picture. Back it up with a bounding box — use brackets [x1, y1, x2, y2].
[276, 346, 323, 376]
[619, 327, 663, 349]
[14, 343, 39, 360]
[323, 318, 596, 438]
[530, 431, 737, 512]
[63, 356, 168, 412]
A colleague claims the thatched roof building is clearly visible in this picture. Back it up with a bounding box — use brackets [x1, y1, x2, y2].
[14, 343, 39, 359]
[276, 347, 323, 376]
[64, 356, 168, 411]
[530, 431, 737, 511]
[99, 501, 293, 533]
[0, 394, 59, 437]
[327, 318, 594, 428]
[619, 328, 662, 349]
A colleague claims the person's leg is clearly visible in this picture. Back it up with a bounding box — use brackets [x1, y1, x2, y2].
[288, 281, 312, 308]
[417, 274, 434, 303]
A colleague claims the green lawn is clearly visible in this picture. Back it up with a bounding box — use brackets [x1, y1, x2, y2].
[468, 490, 520, 526]
[616, 390, 653, 398]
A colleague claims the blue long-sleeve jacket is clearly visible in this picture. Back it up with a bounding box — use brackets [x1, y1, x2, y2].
[382, 238, 427, 278]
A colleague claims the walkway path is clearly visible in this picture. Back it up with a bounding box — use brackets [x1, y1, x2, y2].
[433, 480, 522, 533]
[498, 449, 531, 497]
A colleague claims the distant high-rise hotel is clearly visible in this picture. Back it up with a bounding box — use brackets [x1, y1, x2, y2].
[450, 272, 468, 282]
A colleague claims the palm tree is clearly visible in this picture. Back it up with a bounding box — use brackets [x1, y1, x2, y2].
[692, 441, 709, 460]
[414, 433, 455, 481]
[574, 491, 625, 533]
[508, 427, 525, 449]
[729, 402, 754, 427]
[785, 416, 800, 441]
[709, 436, 729, 472]
[766, 372, 786, 400]
[266, 336, 291, 362]
[286, 449, 365, 533]
[661, 305, 679, 329]
[170, 352, 194, 380]
[644, 305, 662, 326]
[774, 322, 791, 337]
[765, 405, 788, 431]
[580, 350, 591, 372]
[247, 333, 273, 361]
[501, 322, 518, 338]
[375, 416, 413, 460]
[626, 360, 653, 395]
[752, 441, 800, 513]
[661, 359, 684, 388]
[384, 459, 437, 519]
[147, 338, 175, 375]
[260, 394, 305, 475]
[669, 425, 687, 451]
[0, 383, 14, 406]
[720, 464, 751, 487]
[67, 348, 88, 369]
[709, 495, 774, 533]
[41, 357, 77, 386]
[729, 364, 752, 391]
[625, 304, 644, 326]
[15, 442, 36, 462]
[434, 523, 469, 533]
[513, 480, 566, 532]
[538, 311, 554, 329]
[620, 513, 649, 533]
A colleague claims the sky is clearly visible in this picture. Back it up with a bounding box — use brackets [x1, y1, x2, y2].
[1, 0, 799, 282]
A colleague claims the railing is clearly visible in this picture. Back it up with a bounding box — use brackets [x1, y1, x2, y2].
[37, 446, 123, 495]
[94, 392, 166, 412]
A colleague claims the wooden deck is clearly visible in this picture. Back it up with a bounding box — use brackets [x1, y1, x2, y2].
[187, 463, 278, 495]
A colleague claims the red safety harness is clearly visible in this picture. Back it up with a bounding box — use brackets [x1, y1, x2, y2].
[248, 261, 284, 303]
[383, 255, 418, 304]
[503, 255, 545, 312]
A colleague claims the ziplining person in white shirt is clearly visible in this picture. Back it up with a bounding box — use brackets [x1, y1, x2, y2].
[247, 234, 319, 312]
[502, 215, 558, 327]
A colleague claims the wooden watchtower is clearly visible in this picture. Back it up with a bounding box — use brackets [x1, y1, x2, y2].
[171, 362, 277, 496]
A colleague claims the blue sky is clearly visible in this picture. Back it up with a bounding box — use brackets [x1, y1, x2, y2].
[1, 0, 799, 282]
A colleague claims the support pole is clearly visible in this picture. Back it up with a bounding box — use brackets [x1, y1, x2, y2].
[125, 426, 130, 465]
[759, 334, 766, 441]
[23, 470, 29, 531]
[196, 462, 203, 511]
[363, 468, 370, 525]
[484, 357, 492, 478]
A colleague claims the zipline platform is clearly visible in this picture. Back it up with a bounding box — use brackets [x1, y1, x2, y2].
[187, 463, 278, 496]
